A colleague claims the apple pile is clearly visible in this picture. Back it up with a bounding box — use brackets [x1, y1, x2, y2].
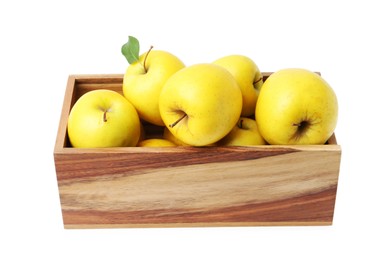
[67, 36, 338, 148]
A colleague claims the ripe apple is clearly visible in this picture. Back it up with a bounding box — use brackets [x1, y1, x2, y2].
[159, 63, 242, 146]
[213, 55, 263, 117]
[255, 68, 338, 145]
[67, 89, 140, 148]
[218, 117, 266, 146]
[163, 127, 217, 146]
[123, 49, 185, 126]
[163, 127, 190, 146]
[137, 138, 176, 147]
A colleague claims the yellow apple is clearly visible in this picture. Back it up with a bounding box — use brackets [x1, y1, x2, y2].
[218, 117, 266, 146]
[163, 127, 217, 146]
[67, 89, 140, 148]
[159, 63, 242, 146]
[255, 68, 338, 145]
[213, 55, 263, 117]
[137, 138, 176, 147]
[163, 127, 190, 146]
[123, 50, 185, 126]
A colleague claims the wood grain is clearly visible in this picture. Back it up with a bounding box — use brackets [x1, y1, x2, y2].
[54, 74, 341, 228]
[55, 146, 340, 228]
[63, 188, 337, 228]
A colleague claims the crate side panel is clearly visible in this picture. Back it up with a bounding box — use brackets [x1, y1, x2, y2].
[54, 147, 298, 181]
[58, 149, 340, 227]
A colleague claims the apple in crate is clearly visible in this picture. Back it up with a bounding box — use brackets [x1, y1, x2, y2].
[122, 36, 185, 126]
[255, 68, 338, 145]
[159, 63, 242, 146]
[218, 117, 266, 146]
[67, 89, 141, 148]
[213, 55, 263, 117]
[137, 138, 176, 147]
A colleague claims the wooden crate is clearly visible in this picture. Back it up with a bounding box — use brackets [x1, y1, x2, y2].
[53, 74, 341, 229]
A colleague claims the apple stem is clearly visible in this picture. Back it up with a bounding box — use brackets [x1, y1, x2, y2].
[292, 120, 310, 139]
[103, 111, 108, 122]
[143, 45, 154, 73]
[253, 77, 263, 84]
[169, 113, 187, 128]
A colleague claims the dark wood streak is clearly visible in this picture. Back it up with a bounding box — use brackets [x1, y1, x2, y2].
[55, 147, 298, 181]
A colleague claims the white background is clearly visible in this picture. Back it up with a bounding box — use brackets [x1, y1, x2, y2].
[1, 0, 391, 259]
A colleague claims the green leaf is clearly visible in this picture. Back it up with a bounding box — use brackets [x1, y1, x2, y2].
[121, 36, 140, 64]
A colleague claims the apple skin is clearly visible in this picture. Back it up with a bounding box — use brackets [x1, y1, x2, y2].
[159, 63, 242, 146]
[163, 127, 216, 146]
[218, 117, 266, 146]
[137, 138, 176, 147]
[213, 55, 263, 117]
[255, 68, 338, 145]
[123, 50, 185, 126]
[67, 89, 140, 148]
[163, 127, 190, 146]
